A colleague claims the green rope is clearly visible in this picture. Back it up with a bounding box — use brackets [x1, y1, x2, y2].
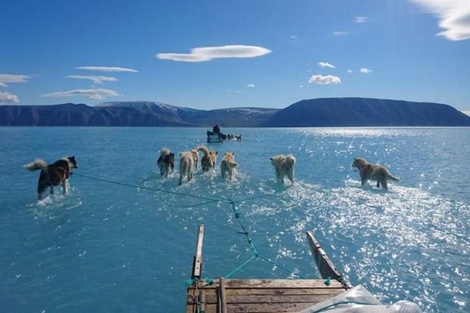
[74, 173, 310, 282]
[324, 276, 331, 286]
[223, 199, 306, 279]
[73, 173, 222, 203]
[224, 255, 257, 279]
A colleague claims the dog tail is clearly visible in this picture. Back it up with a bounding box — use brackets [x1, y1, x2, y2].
[197, 146, 210, 157]
[24, 159, 47, 171]
[285, 154, 296, 167]
[387, 173, 400, 181]
[160, 147, 170, 156]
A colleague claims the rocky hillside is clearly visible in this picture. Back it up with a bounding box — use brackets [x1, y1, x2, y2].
[261, 98, 470, 127]
[1, 98, 469, 127]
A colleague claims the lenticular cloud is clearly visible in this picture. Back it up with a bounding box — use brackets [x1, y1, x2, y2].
[42, 89, 118, 100]
[410, 0, 470, 40]
[156, 45, 271, 62]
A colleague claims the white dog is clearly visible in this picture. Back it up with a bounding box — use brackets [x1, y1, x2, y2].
[179, 151, 195, 185]
[270, 154, 296, 184]
[220, 152, 238, 180]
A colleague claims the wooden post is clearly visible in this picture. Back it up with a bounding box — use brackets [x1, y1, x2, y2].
[306, 231, 352, 289]
[192, 224, 204, 279]
[216, 277, 227, 313]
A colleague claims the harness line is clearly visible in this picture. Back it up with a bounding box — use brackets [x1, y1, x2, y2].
[73, 172, 309, 282]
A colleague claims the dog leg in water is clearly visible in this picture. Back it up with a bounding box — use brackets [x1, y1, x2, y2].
[381, 179, 388, 189]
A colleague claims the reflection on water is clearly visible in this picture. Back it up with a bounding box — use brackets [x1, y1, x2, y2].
[0, 127, 469, 312]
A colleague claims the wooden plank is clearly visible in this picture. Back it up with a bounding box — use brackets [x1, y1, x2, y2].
[211, 287, 343, 296]
[306, 231, 342, 280]
[206, 293, 344, 304]
[191, 287, 343, 297]
[187, 281, 345, 313]
[213, 279, 344, 289]
[225, 301, 320, 312]
[191, 224, 204, 279]
[188, 280, 345, 301]
[186, 288, 199, 313]
[306, 231, 352, 289]
[216, 277, 227, 313]
[203, 301, 325, 313]
[185, 226, 353, 313]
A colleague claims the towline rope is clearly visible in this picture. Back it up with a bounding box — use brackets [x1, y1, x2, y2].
[73, 172, 308, 281]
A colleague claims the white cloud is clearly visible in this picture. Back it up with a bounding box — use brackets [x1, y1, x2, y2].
[333, 31, 348, 36]
[75, 66, 138, 72]
[355, 16, 368, 23]
[463, 110, 470, 116]
[347, 69, 353, 73]
[0, 74, 31, 87]
[0, 91, 19, 103]
[247, 84, 255, 88]
[318, 62, 336, 69]
[359, 68, 373, 74]
[68, 75, 118, 84]
[309, 75, 341, 85]
[156, 45, 271, 62]
[410, 0, 470, 40]
[42, 89, 119, 100]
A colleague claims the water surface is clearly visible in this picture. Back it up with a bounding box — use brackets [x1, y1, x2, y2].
[0, 127, 469, 312]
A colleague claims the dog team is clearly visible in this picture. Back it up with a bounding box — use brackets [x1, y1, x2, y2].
[25, 151, 400, 200]
[159, 146, 240, 185]
[159, 146, 296, 185]
[157, 147, 399, 189]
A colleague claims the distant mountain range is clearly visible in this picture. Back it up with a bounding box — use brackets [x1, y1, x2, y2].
[1, 98, 469, 127]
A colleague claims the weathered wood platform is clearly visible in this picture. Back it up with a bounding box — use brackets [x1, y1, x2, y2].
[186, 278, 345, 313]
[185, 225, 350, 313]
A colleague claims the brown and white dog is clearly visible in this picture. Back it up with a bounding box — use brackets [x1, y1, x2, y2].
[197, 146, 218, 172]
[351, 157, 399, 189]
[157, 147, 175, 178]
[24, 156, 78, 200]
[179, 151, 195, 185]
[220, 152, 238, 180]
[270, 154, 296, 185]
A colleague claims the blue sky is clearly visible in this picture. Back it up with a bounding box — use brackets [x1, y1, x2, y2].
[1, 0, 469, 113]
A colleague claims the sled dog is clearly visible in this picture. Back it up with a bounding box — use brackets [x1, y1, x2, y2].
[351, 157, 399, 189]
[24, 156, 78, 200]
[179, 151, 195, 185]
[157, 147, 175, 178]
[270, 154, 296, 184]
[197, 146, 218, 172]
[220, 152, 238, 180]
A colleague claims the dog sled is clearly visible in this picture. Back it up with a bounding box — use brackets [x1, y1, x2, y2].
[185, 224, 422, 313]
[206, 131, 242, 143]
[206, 130, 225, 143]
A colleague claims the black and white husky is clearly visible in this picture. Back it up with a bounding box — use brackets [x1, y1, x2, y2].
[157, 148, 175, 178]
[24, 156, 78, 200]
